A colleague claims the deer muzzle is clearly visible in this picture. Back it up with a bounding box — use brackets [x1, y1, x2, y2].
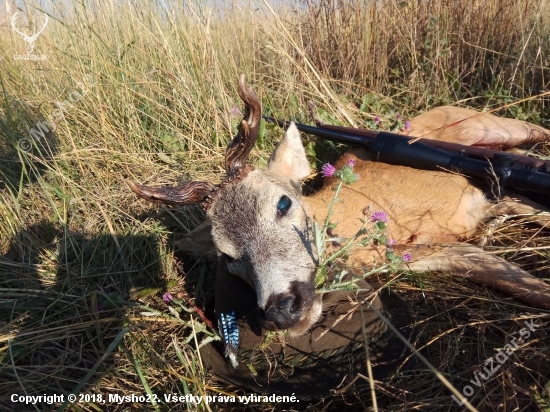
[260, 280, 315, 330]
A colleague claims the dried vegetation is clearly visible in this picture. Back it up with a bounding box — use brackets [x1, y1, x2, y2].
[0, 0, 549, 410]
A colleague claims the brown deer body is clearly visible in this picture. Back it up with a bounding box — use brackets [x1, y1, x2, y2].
[128, 76, 550, 339]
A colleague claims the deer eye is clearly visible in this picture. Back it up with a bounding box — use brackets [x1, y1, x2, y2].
[277, 195, 292, 216]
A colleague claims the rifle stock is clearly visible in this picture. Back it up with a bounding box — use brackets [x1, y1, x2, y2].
[263, 117, 550, 196]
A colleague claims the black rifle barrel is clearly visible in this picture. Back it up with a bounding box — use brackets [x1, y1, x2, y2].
[263, 117, 550, 195]
[264, 117, 373, 149]
[372, 132, 550, 195]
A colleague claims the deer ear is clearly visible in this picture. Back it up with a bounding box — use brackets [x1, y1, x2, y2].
[267, 122, 311, 181]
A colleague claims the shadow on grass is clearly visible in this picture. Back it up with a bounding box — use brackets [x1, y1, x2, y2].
[0, 221, 169, 409]
[0, 99, 217, 409]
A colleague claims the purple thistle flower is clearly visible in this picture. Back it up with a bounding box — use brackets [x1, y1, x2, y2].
[402, 253, 412, 262]
[347, 158, 356, 167]
[405, 120, 411, 131]
[163, 292, 173, 303]
[387, 238, 396, 247]
[396, 113, 402, 120]
[373, 116, 380, 124]
[371, 211, 388, 223]
[321, 163, 336, 177]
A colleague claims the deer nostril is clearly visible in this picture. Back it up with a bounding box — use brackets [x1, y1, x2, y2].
[261, 281, 315, 330]
[264, 295, 301, 329]
[277, 296, 296, 313]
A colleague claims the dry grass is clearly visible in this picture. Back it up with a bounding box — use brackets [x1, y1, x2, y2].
[297, 0, 550, 103]
[0, 0, 549, 410]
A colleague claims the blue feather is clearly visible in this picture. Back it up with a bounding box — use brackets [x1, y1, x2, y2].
[218, 312, 239, 368]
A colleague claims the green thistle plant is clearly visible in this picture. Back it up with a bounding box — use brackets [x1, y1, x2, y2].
[313, 161, 411, 293]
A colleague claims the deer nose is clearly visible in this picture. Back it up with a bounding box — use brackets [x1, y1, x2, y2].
[264, 295, 302, 329]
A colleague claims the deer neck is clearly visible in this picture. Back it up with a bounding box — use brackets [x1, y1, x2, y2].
[302, 192, 329, 228]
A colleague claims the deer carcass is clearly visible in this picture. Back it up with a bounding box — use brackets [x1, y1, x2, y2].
[127, 76, 550, 341]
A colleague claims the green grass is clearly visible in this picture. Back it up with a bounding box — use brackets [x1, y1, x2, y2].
[1, 0, 550, 410]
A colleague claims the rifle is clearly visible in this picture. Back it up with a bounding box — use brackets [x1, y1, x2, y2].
[263, 117, 550, 196]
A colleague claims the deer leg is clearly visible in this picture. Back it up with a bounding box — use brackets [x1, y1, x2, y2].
[403, 243, 550, 309]
[175, 219, 217, 259]
[477, 215, 509, 247]
[487, 195, 550, 226]
[405, 106, 550, 149]
[477, 196, 550, 245]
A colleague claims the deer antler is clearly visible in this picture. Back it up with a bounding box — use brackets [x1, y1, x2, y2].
[11, 13, 28, 37]
[127, 74, 261, 209]
[11, 12, 49, 41]
[34, 13, 49, 40]
[126, 180, 217, 207]
[10, 9, 48, 53]
[225, 74, 262, 177]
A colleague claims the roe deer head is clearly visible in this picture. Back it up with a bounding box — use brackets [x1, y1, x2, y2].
[128, 75, 321, 335]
